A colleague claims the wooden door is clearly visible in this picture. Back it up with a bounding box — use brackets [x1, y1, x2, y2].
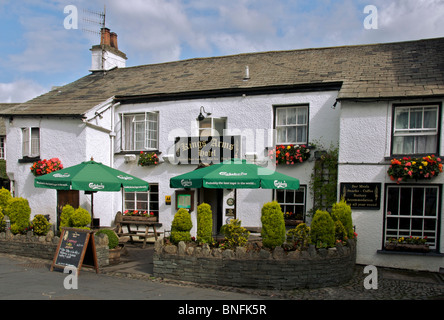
[57, 190, 79, 230]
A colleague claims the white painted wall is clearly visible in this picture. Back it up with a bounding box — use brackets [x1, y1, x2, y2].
[338, 99, 444, 272]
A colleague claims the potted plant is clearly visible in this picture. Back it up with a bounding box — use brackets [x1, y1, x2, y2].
[268, 144, 311, 165]
[283, 211, 304, 226]
[385, 236, 430, 253]
[138, 151, 159, 167]
[30, 158, 63, 176]
[387, 155, 442, 183]
[95, 229, 122, 264]
[122, 210, 156, 222]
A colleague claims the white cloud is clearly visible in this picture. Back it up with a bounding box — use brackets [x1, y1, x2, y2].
[0, 80, 47, 103]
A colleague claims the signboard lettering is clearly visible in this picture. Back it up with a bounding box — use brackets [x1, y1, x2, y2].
[175, 136, 240, 164]
[340, 183, 381, 210]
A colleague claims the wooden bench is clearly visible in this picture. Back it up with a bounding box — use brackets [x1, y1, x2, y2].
[114, 211, 162, 248]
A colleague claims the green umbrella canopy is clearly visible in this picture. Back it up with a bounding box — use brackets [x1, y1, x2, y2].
[170, 159, 299, 189]
[34, 160, 149, 192]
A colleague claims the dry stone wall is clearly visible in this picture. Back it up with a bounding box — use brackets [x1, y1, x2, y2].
[153, 239, 356, 290]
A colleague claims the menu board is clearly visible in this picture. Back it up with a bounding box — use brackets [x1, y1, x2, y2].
[51, 228, 99, 273]
[340, 183, 381, 210]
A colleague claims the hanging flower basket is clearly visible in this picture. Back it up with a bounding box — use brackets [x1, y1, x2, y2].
[387, 155, 442, 184]
[268, 144, 311, 165]
[138, 151, 159, 167]
[30, 158, 63, 176]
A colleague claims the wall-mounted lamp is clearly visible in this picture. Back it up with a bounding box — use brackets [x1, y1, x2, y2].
[197, 106, 211, 121]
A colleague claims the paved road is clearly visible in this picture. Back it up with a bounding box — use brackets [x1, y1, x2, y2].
[0, 253, 263, 300]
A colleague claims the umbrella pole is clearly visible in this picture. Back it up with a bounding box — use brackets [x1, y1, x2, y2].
[91, 192, 94, 219]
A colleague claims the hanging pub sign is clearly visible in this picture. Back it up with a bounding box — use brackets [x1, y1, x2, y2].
[174, 135, 241, 164]
[340, 183, 381, 210]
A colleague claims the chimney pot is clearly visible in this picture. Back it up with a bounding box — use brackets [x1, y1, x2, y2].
[110, 32, 118, 49]
[100, 27, 111, 46]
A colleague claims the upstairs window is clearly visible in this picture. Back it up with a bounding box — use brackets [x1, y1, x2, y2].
[22, 127, 40, 158]
[122, 112, 158, 151]
[392, 105, 439, 155]
[275, 105, 308, 145]
[198, 117, 226, 137]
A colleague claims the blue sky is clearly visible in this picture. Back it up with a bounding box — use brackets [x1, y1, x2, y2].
[1, 0, 443, 103]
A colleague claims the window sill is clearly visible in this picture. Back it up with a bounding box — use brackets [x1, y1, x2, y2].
[18, 156, 40, 163]
[377, 249, 444, 257]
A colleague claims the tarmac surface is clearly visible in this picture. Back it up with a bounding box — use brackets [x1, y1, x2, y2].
[0, 243, 443, 301]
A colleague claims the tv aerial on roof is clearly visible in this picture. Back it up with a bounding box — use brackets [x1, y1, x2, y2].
[81, 5, 106, 40]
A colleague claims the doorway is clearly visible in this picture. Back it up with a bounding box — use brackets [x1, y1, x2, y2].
[202, 188, 223, 235]
[57, 190, 79, 231]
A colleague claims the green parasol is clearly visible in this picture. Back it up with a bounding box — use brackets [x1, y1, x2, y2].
[170, 159, 299, 190]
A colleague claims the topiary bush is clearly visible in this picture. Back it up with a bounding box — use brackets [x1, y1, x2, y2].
[4, 197, 31, 235]
[0, 187, 12, 210]
[310, 210, 335, 248]
[95, 229, 119, 249]
[197, 203, 213, 244]
[70, 207, 91, 229]
[334, 220, 347, 243]
[331, 199, 354, 239]
[0, 210, 5, 232]
[60, 204, 75, 231]
[220, 219, 250, 249]
[170, 208, 192, 244]
[261, 201, 286, 249]
[32, 214, 51, 236]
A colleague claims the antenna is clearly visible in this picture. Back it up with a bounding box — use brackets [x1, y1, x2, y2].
[80, 5, 106, 41]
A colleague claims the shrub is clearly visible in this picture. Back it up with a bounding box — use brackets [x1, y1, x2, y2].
[261, 201, 286, 249]
[331, 199, 354, 239]
[170, 208, 192, 244]
[220, 219, 249, 249]
[334, 220, 347, 242]
[287, 223, 311, 249]
[4, 197, 31, 235]
[310, 210, 335, 248]
[59, 204, 75, 231]
[0, 188, 12, 210]
[0, 210, 5, 232]
[70, 207, 91, 229]
[95, 229, 119, 249]
[197, 203, 213, 244]
[32, 214, 51, 236]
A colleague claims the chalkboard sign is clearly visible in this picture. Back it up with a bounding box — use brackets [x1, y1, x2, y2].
[51, 228, 99, 274]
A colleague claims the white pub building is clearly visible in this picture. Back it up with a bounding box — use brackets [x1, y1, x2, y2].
[2, 28, 444, 272]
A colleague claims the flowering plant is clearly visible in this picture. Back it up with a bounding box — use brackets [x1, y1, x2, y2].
[268, 144, 311, 165]
[283, 211, 303, 220]
[30, 158, 63, 176]
[387, 236, 427, 245]
[138, 151, 159, 166]
[123, 210, 155, 217]
[387, 155, 442, 183]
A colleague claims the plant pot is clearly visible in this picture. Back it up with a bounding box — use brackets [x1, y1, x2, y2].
[385, 243, 430, 253]
[109, 246, 122, 264]
[284, 219, 304, 226]
[122, 216, 156, 222]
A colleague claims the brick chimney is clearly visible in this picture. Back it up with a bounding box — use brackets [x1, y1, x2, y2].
[90, 28, 127, 71]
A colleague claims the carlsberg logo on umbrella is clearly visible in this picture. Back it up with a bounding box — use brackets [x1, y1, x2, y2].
[117, 175, 134, 181]
[274, 180, 288, 188]
[53, 173, 70, 178]
[181, 179, 193, 187]
[219, 172, 247, 176]
[89, 182, 105, 190]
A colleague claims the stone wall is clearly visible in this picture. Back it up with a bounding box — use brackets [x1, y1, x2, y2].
[153, 239, 356, 290]
[0, 230, 110, 268]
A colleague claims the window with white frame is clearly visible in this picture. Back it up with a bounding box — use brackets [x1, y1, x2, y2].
[22, 127, 40, 158]
[121, 112, 158, 151]
[392, 105, 439, 155]
[124, 183, 159, 219]
[274, 186, 306, 220]
[385, 185, 439, 250]
[275, 105, 308, 145]
[198, 117, 226, 137]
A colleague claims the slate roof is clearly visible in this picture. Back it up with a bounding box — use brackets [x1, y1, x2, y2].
[3, 37, 444, 116]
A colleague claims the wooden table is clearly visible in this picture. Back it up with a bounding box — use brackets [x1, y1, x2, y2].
[116, 220, 162, 248]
